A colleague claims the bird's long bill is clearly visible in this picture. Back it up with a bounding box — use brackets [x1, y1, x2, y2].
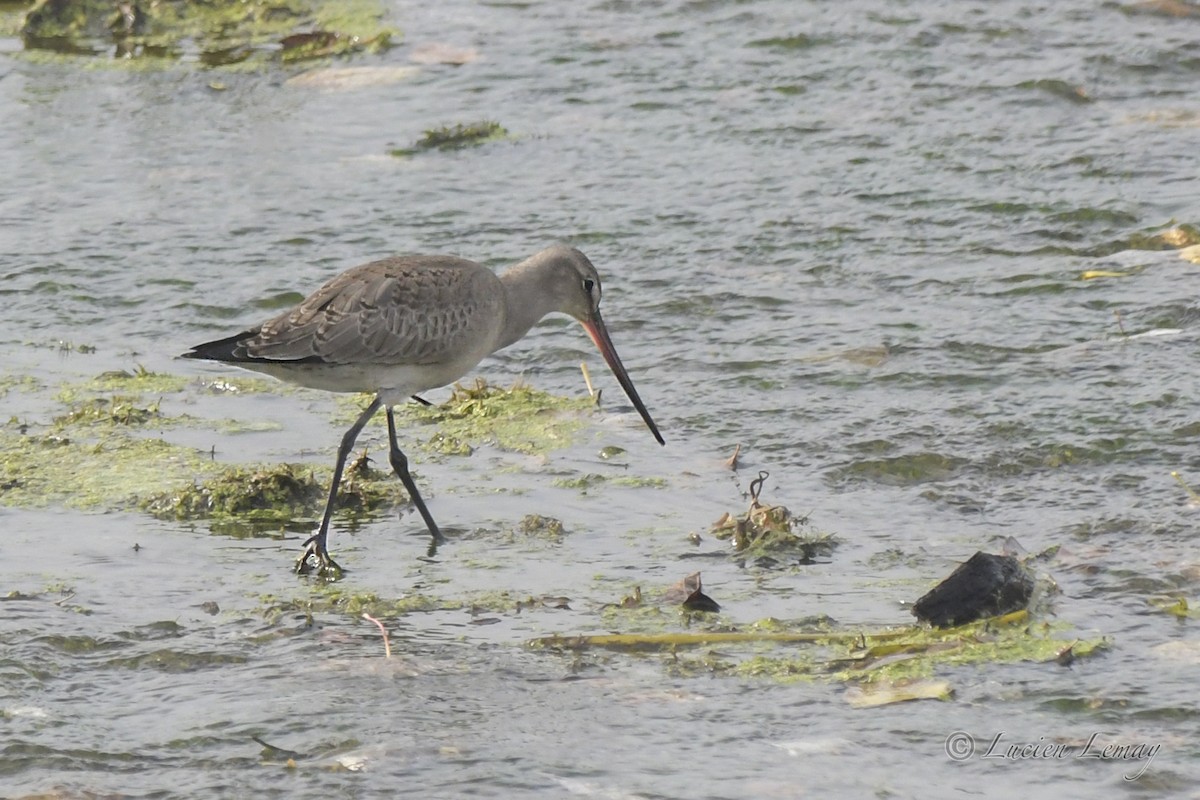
[581, 312, 665, 445]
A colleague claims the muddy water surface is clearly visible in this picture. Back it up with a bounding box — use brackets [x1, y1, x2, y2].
[3, 0, 1200, 797]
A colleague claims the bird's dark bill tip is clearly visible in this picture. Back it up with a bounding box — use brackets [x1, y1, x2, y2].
[581, 317, 665, 447]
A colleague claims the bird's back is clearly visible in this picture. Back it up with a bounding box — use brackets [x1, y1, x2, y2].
[183, 255, 509, 399]
[204, 256, 505, 366]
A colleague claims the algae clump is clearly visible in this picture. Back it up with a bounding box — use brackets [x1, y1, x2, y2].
[386, 380, 593, 456]
[142, 456, 405, 524]
[19, 0, 397, 65]
[53, 395, 163, 428]
[710, 471, 837, 564]
[0, 429, 210, 510]
[531, 612, 1109, 686]
[390, 121, 509, 156]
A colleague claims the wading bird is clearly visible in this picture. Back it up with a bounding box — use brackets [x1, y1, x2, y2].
[182, 245, 664, 575]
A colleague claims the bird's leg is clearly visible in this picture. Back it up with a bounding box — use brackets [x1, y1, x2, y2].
[386, 406, 444, 545]
[296, 395, 383, 577]
[410, 394, 432, 406]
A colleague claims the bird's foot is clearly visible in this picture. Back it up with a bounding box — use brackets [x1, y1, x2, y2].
[295, 534, 344, 578]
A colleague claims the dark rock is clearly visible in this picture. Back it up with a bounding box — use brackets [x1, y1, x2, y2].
[912, 551, 1034, 628]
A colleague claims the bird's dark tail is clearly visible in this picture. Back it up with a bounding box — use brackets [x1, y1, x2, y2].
[180, 328, 262, 363]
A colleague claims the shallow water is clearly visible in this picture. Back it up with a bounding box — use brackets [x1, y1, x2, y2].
[4, 0, 1200, 797]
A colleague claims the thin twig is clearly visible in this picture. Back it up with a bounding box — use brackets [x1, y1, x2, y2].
[580, 362, 595, 397]
[251, 735, 307, 760]
[724, 444, 741, 471]
[580, 362, 601, 406]
[749, 471, 769, 509]
[362, 612, 392, 659]
[1170, 471, 1200, 505]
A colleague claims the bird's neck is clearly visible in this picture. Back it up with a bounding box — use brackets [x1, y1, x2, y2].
[495, 260, 561, 352]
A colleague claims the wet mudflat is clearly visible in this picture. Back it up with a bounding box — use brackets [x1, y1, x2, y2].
[3, 0, 1200, 797]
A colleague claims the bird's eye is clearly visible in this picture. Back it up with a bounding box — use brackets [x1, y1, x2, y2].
[583, 278, 595, 296]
